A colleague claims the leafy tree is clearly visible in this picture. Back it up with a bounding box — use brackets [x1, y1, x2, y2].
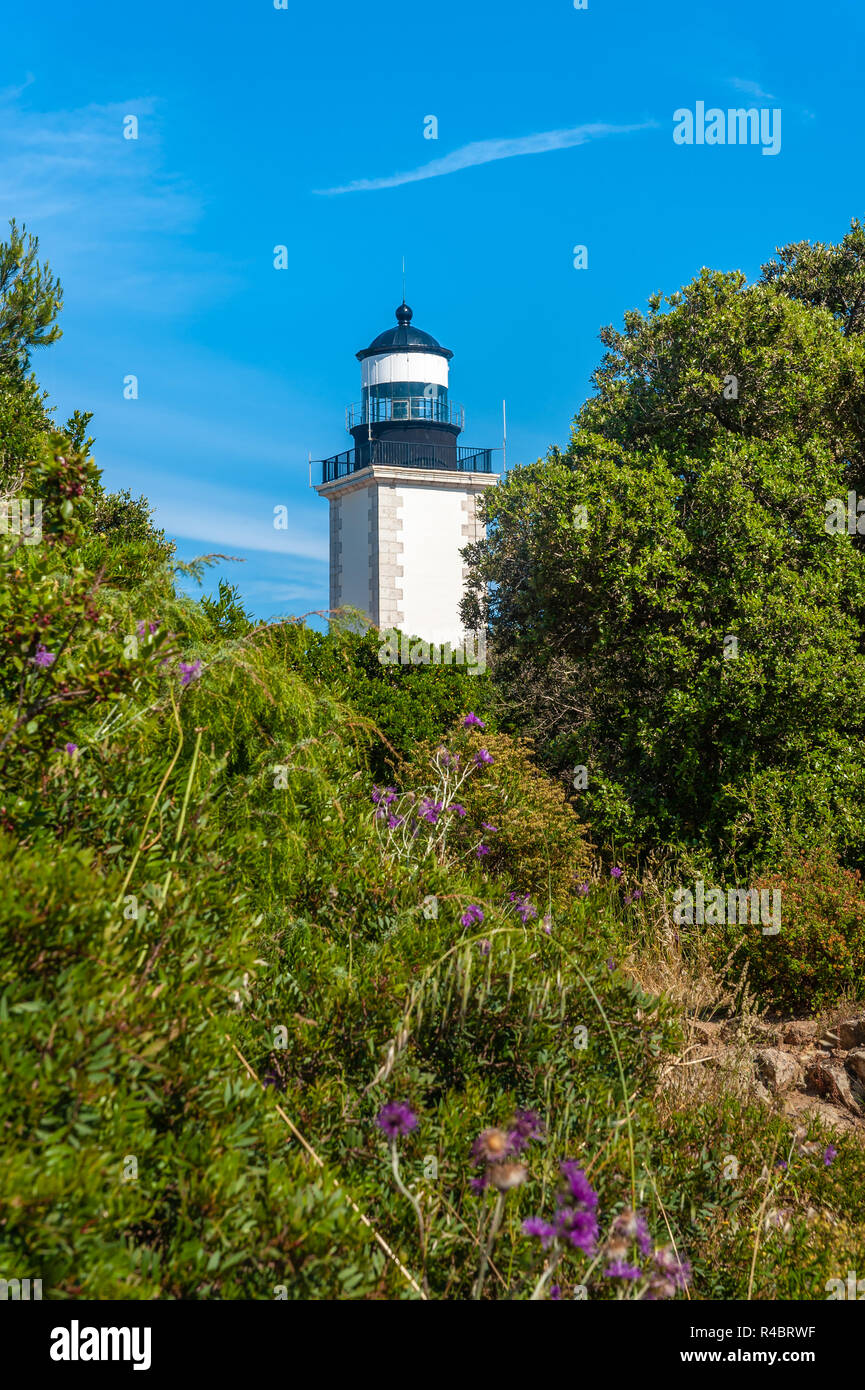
[761, 216, 865, 339]
[576, 268, 865, 473]
[0, 219, 63, 373]
[199, 578, 255, 638]
[463, 222, 865, 871]
[463, 435, 865, 872]
[0, 222, 64, 488]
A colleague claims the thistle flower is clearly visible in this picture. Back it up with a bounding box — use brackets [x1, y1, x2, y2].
[489, 1162, 528, 1192]
[472, 1128, 513, 1165]
[463, 712, 486, 729]
[554, 1205, 598, 1254]
[418, 797, 444, 825]
[32, 644, 55, 668]
[64, 742, 78, 755]
[509, 1109, 544, 1151]
[559, 1161, 599, 1210]
[610, 1208, 653, 1257]
[651, 1245, 691, 1293]
[447, 802, 467, 817]
[387, 814, 404, 829]
[604, 1261, 642, 1280]
[473, 748, 493, 768]
[610, 866, 623, 879]
[376, 1102, 418, 1139]
[461, 903, 484, 928]
[476, 843, 490, 858]
[523, 1216, 556, 1249]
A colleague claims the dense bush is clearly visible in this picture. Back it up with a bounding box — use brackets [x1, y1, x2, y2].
[730, 852, 865, 1013]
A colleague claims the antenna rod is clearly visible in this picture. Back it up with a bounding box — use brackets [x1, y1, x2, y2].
[502, 399, 507, 476]
[402, 255, 406, 304]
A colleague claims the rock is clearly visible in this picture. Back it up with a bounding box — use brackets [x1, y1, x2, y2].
[783, 1020, 819, 1045]
[805, 1057, 864, 1116]
[838, 1017, 865, 1049]
[845, 1048, 865, 1083]
[754, 1048, 802, 1093]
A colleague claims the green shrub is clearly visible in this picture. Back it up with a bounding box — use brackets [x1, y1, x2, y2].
[729, 852, 865, 1013]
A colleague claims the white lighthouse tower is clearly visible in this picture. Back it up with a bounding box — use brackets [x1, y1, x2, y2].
[314, 301, 498, 648]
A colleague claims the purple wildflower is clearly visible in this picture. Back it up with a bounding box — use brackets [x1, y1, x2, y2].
[470, 1173, 489, 1194]
[559, 1161, 599, 1210]
[418, 797, 444, 825]
[461, 904, 484, 928]
[523, 1217, 557, 1249]
[472, 1128, 513, 1166]
[577, 883, 590, 895]
[550, 1285, 562, 1301]
[542, 913, 552, 935]
[463, 712, 486, 730]
[447, 802, 467, 817]
[610, 866, 623, 880]
[611, 1208, 653, 1257]
[554, 1205, 599, 1254]
[387, 814, 404, 829]
[478, 939, 491, 957]
[473, 748, 493, 768]
[481, 822, 499, 834]
[508, 891, 537, 924]
[476, 843, 490, 858]
[372, 785, 397, 806]
[64, 742, 78, 755]
[376, 1102, 418, 1139]
[652, 1246, 692, 1293]
[604, 1261, 642, 1280]
[509, 1109, 544, 1152]
[179, 660, 202, 687]
[32, 644, 55, 668]
[824, 1145, 838, 1166]
[606, 957, 616, 972]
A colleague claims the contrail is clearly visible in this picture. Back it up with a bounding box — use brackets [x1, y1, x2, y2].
[315, 121, 656, 195]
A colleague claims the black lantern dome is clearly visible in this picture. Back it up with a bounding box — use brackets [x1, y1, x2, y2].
[357, 303, 453, 361]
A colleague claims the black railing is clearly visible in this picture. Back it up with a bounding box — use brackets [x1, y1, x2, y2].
[320, 442, 495, 483]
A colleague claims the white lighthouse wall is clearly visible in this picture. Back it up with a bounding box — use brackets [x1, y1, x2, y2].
[362, 352, 449, 389]
[396, 483, 469, 646]
[337, 484, 371, 617]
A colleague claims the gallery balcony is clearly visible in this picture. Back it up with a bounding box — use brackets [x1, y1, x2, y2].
[319, 440, 496, 483]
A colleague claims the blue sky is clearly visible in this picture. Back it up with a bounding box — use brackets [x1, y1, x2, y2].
[2, 0, 863, 619]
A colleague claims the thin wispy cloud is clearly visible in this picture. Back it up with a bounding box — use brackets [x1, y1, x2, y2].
[729, 78, 776, 102]
[0, 81, 237, 313]
[315, 121, 655, 195]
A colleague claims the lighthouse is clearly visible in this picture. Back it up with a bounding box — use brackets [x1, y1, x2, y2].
[314, 302, 498, 649]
